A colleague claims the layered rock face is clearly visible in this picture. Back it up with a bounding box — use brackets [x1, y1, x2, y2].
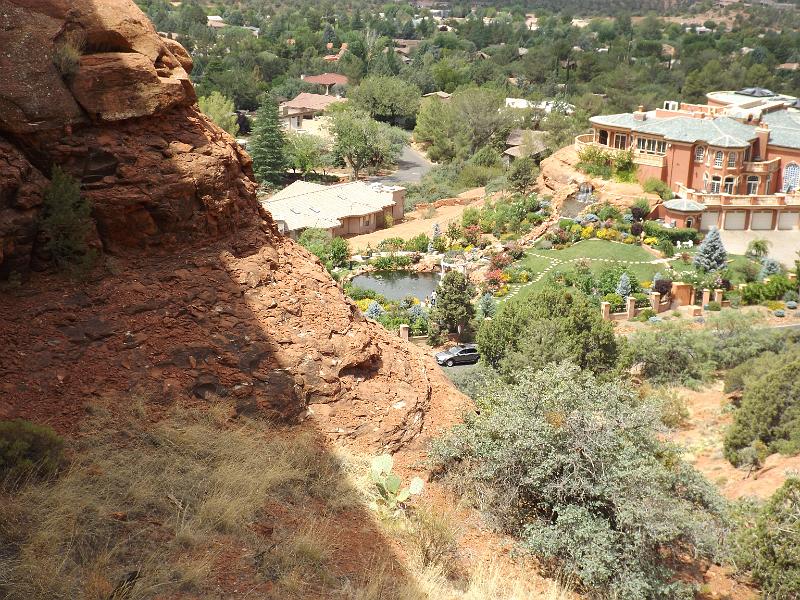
[0, 0, 467, 451]
[0, 0, 258, 275]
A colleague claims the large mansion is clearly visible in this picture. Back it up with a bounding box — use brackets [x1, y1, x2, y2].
[578, 89, 800, 232]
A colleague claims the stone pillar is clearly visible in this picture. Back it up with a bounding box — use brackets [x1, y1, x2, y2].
[701, 288, 711, 307]
[650, 292, 661, 313]
[398, 324, 410, 341]
[714, 289, 724, 304]
[601, 302, 611, 320]
[626, 296, 637, 320]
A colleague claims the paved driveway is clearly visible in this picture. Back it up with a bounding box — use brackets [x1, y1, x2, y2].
[718, 230, 800, 266]
[369, 145, 432, 185]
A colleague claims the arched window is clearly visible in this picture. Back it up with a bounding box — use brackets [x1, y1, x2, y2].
[695, 146, 705, 162]
[714, 151, 724, 168]
[710, 175, 722, 194]
[784, 163, 800, 192]
[727, 152, 736, 168]
[723, 176, 735, 194]
[747, 175, 760, 195]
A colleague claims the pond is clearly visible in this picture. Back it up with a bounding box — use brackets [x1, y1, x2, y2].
[350, 271, 440, 302]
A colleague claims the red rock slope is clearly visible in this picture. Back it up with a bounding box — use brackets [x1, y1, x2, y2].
[0, 0, 468, 451]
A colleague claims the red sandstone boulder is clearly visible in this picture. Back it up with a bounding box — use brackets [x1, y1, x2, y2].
[70, 52, 193, 122]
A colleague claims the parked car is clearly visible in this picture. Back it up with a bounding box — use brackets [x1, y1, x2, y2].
[435, 344, 480, 367]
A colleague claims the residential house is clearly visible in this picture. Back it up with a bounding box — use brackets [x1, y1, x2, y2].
[301, 73, 349, 95]
[579, 88, 800, 231]
[505, 98, 576, 115]
[262, 181, 406, 238]
[503, 129, 549, 165]
[279, 93, 345, 130]
[778, 62, 800, 72]
[423, 91, 451, 101]
[323, 43, 349, 62]
[207, 15, 226, 29]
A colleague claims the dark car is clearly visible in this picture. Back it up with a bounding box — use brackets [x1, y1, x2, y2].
[435, 344, 480, 367]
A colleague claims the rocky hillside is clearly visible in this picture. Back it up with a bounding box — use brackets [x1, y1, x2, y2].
[0, 0, 467, 452]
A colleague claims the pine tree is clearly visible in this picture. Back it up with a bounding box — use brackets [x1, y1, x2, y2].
[693, 228, 727, 272]
[615, 272, 631, 297]
[431, 271, 475, 333]
[249, 96, 287, 185]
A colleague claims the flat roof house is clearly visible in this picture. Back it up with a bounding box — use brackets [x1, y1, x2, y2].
[578, 88, 800, 232]
[262, 181, 406, 238]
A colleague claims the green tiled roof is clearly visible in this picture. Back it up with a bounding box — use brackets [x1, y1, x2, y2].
[590, 113, 756, 148]
[663, 198, 705, 212]
[762, 110, 800, 150]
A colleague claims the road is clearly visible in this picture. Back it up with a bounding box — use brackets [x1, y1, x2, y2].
[369, 145, 432, 185]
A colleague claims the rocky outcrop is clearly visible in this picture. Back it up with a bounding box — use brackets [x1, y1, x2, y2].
[0, 0, 253, 275]
[538, 145, 660, 214]
[0, 0, 468, 452]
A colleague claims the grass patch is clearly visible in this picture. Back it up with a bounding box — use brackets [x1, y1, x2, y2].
[0, 398, 361, 600]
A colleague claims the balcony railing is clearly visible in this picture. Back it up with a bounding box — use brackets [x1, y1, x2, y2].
[743, 157, 781, 174]
[676, 184, 800, 207]
[574, 133, 596, 151]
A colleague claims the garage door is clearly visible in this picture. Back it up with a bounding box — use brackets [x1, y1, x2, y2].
[700, 211, 719, 231]
[724, 211, 746, 230]
[778, 212, 799, 230]
[750, 211, 774, 230]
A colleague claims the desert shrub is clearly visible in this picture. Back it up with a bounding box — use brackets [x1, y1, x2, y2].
[706, 301, 721, 311]
[724, 349, 800, 465]
[707, 311, 798, 370]
[39, 166, 97, 275]
[723, 351, 776, 394]
[372, 255, 412, 270]
[642, 177, 673, 200]
[729, 479, 800, 597]
[636, 308, 657, 321]
[432, 363, 724, 599]
[345, 285, 381, 302]
[649, 387, 689, 428]
[462, 207, 480, 228]
[298, 228, 350, 269]
[622, 322, 714, 387]
[52, 30, 85, 78]
[404, 233, 430, 253]
[478, 287, 619, 380]
[0, 420, 64, 487]
[735, 260, 760, 283]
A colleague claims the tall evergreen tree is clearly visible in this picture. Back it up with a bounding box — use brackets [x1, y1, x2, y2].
[431, 271, 475, 333]
[693, 228, 727, 272]
[249, 96, 287, 185]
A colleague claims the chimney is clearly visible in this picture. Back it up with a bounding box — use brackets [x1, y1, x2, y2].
[756, 124, 770, 158]
[633, 105, 647, 121]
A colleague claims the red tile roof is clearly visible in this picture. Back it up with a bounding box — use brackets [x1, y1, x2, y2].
[281, 93, 345, 112]
[302, 73, 349, 86]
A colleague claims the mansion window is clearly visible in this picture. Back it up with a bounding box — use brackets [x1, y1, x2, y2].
[784, 163, 800, 193]
[727, 152, 736, 168]
[695, 146, 705, 162]
[362, 215, 371, 227]
[746, 175, 759, 195]
[723, 177, 735, 194]
[710, 175, 721, 194]
[765, 174, 772, 194]
[714, 151, 724, 168]
[636, 137, 666, 155]
[613, 133, 628, 149]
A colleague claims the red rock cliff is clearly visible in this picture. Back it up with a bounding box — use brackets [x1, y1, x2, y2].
[0, 0, 468, 451]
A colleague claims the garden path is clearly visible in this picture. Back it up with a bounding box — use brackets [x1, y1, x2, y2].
[500, 240, 673, 302]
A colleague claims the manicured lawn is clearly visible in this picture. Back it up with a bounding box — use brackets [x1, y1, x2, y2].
[506, 240, 762, 304]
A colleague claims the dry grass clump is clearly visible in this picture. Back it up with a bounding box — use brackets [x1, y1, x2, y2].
[0, 399, 359, 600]
[52, 29, 85, 78]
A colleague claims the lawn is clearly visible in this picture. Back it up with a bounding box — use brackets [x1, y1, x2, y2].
[505, 239, 760, 303]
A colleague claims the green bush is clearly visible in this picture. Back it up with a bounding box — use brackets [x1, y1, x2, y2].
[477, 287, 619, 380]
[40, 166, 97, 275]
[730, 479, 800, 597]
[432, 363, 724, 599]
[723, 348, 800, 465]
[0, 419, 64, 486]
[642, 177, 673, 200]
[372, 254, 412, 270]
[741, 283, 766, 305]
[643, 221, 699, 243]
[602, 292, 625, 312]
[764, 274, 795, 301]
[649, 387, 689, 428]
[404, 233, 430, 253]
[706, 301, 722, 311]
[298, 228, 350, 269]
